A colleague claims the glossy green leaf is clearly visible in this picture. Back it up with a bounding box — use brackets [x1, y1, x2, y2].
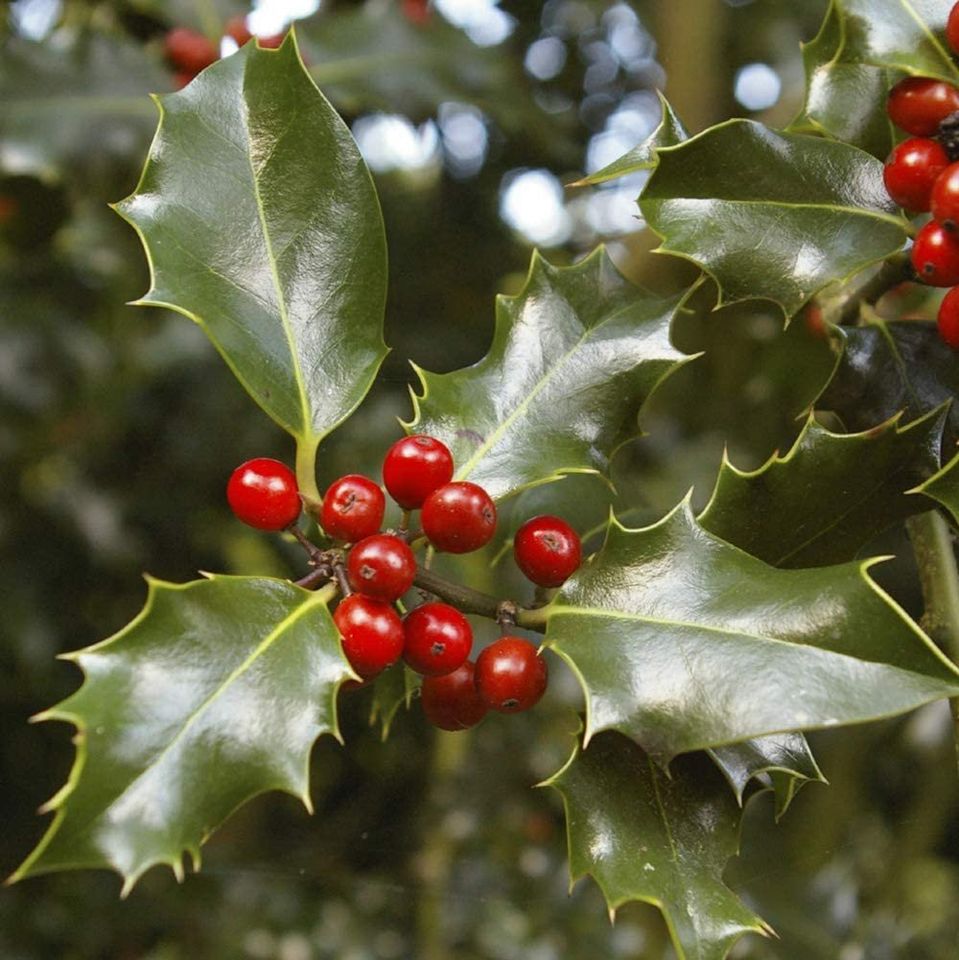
[546, 730, 771, 960]
[709, 734, 825, 820]
[545, 502, 959, 763]
[408, 249, 691, 501]
[370, 664, 421, 739]
[570, 93, 687, 186]
[11, 577, 350, 893]
[114, 38, 388, 494]
[698, 407, 948, 567]
[820, 320, 959, 444]
[638, 120, 909, 317]
[912, 449, 959, 527]
[807, 0, 959, 83]
[790, 2, 897, 158]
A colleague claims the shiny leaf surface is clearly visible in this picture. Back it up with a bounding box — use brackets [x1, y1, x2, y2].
[820, 320, 959, 444]
[571, 93, 687, 186]
[709, 734, 825, 820]
[639, 121, 908, 316]
[791, 2, 897, 158]
[546, 730, 771, 960]
[699, 407, 947, 567]
[545, 503, 959, 762]
[408, 249, 690, 501]
[114, 38, 388, 480]
[12, 577, 350, 892]
[807, 0, 958, 83]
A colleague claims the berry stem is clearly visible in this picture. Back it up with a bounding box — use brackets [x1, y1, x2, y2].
[411, 567, 547, 634]
[289, 525, 326, 564]
[906, 510, 959, 778]
[295, 437, 323, 516]
[294, 566, 333, 590]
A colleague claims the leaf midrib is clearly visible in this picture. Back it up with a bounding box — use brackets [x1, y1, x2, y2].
[241, 81, 313, 442]
[646, 195, 906, 231]
[453, 294, 669, 486]
[95, 589, 325, 827]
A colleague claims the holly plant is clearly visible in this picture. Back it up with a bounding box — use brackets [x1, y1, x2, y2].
[12, 4, 959, 958]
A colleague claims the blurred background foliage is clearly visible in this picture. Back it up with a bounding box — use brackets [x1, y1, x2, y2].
[1, 0, 957, 957]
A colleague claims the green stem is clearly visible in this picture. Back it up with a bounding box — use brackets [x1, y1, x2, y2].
[906, 510, 959, 775]
[295, 437, 322, 516]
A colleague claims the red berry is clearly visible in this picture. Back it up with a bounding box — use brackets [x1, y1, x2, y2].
[421, 661, 488, 731]
[164, 27, 219, 75]
[938, 285, 959, 348]
[404, 603, 472, 676]
[402, 0, 432, 25]
[172, 71, 195, 90]
[883, 137, 949, 211]
[513, 515, 582, 588]
[383, 435, 454, 509]
[475, 637, 548, 714]
[948, 3, 959, 57]
[421, 482, 496, 553]
[347, 534, 416, 600]
[911, 221, 959, 286]
[226, 458, 301, 530]
[321, 474, 385, 543]
[225, 14, 253, 46]
[887, 77, 959, 137]
[932, 161, 959, 226]
[333, 595, 404, 679]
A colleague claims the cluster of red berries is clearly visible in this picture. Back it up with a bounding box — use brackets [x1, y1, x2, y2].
[164, 17, 284, 89]
[882, 4, 959, 347]
[226, 436, 583, 731]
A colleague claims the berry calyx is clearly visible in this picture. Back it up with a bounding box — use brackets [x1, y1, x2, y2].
[226, 458, 301, 530]
[333, 595, 404, 679]
[421, 481, 497, 553]
[886, 77, 959, 137]
[911, 221, 959, 286]
[475, 637, 548, 713]
[404, 602, 473, 676]
[931, 160, 959, 227]
[347, 534, 416, 600]
[382, 435, 454, 509]
[513, 515, 582, 588]
[883, 137, 949, 211]
[948, 3, 959, 57]
[420, 661, 488, 731]
[938, 285, 959, 349]
[321, 474, 385, 543]
[164, 27, 219, 75]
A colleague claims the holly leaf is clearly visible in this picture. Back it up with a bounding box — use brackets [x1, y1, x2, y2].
[10, 577, 351, 893]
[912, 448, 959, 526]
[709, 734, 825, 820]
[820, 320, 959, 444]
[638, 120, 909, 317]
[407, 249, 691, 501]
[790, 1, 897, 159]
[698, 406, 948, 567]
[806, 0, 959, 83]
[570, 93, 687, 187]
[114, 37, 389, 480]
[545, 730, 771, 960]
[370, 664, 421, 739]
[545, 502, 959, 763]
